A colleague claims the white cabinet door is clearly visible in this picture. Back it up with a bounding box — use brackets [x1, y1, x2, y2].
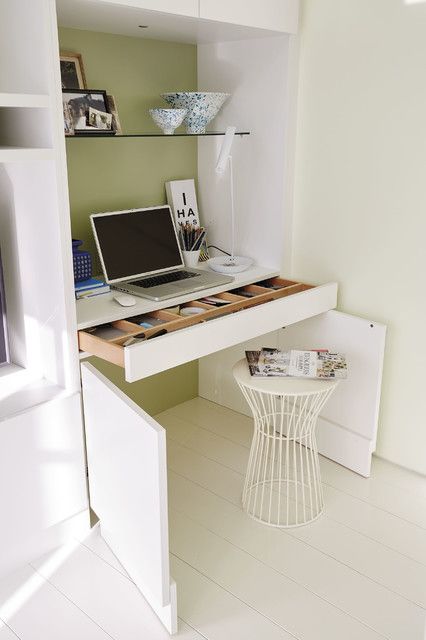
[0, 392, 89, 579]
[278, 312, 386, 477]
[199, 0, 299, 33]
[199, 311, 386, 477]
[81, 363, 177, 634]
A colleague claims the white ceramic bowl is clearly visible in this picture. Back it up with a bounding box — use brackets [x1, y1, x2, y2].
[161, 92, 230, 134]
[149, 108, 187, 135]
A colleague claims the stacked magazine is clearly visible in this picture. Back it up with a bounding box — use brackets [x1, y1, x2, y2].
[75, 277, 110, 300]
[246, 348, 347, 380]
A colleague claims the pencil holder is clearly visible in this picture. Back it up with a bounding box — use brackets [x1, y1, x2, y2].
[72, 239, 92, 282]
[182, 249, 201, 268]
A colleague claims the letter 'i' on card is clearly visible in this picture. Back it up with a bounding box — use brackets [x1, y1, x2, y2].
[166, 179, 200, 227]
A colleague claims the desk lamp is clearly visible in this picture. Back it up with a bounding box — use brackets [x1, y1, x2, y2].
[208, 126, 253, 274]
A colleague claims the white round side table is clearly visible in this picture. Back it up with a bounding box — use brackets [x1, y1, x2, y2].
[233, 359, 339, 528]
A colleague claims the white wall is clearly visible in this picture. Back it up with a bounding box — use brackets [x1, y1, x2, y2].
[292, 0, 426, 474]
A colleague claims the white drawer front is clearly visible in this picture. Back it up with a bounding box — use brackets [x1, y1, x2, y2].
[124, 282, 337, 382]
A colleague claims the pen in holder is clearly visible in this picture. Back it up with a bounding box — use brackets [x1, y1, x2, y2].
[178, 224, 206, 269]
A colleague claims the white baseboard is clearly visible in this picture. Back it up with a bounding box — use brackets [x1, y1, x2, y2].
[316, 416, 374, 478]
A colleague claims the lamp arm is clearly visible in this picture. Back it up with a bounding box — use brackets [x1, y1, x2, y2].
[229, 155, 235, 261]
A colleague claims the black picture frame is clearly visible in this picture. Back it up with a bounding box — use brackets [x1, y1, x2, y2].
[0, 248, 9, 367]
[62, 89, 115, 135]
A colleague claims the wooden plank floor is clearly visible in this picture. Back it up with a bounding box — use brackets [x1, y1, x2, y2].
[0, 397, 425, 639]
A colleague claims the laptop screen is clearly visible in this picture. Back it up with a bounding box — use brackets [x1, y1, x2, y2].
[91, 206, 183, 284]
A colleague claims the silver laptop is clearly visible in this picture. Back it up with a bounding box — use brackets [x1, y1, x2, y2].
[90, 205, 233, 301]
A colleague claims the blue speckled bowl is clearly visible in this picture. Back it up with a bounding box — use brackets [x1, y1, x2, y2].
[161, 92, 230, 134]
[149, 108, 187, 135]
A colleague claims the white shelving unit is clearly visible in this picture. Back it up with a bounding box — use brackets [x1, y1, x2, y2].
[0, 0, 89, 581]
[1, 0, 386, 636]
[0, 147, 54, 162]
[0, 93, 51, 108]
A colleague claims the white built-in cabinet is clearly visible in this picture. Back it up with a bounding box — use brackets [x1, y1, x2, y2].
[199, 0, 299, 33]
[71, 0, 299, 30]
[82, 363, 177, 633]
[0, 0, 89, 580]
[0, 0, 387, 636]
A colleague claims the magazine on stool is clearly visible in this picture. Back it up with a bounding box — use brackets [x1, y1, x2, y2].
[246, 348, 348, 379]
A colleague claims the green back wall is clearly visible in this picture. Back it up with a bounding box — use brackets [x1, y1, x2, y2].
[59, 27, 199, 413]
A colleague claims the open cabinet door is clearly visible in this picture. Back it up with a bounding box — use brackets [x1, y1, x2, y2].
[199, 311, 386, 477]
[81, 363, 177, 635]
[277, 311, 386, 477]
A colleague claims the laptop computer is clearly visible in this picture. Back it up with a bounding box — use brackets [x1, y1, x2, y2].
[90, 205, 234, 301]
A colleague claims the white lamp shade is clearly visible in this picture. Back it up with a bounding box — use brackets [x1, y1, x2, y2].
[216, 126, 236, 173]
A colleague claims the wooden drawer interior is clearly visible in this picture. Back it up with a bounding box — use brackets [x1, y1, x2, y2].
[78, 277, 315, 368]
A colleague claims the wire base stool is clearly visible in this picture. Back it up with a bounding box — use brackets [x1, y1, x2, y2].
[233, 359, 339, 528]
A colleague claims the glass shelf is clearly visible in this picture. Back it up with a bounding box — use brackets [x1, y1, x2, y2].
[66, 131, 250, 139]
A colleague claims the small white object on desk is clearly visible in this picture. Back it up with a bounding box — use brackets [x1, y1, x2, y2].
[113, 293, 136, 307]
[208, 255, 253, 274]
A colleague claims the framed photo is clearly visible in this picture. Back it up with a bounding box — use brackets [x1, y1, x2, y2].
[88, 107, 113, 130]
[106, 94, 123, 134]
[62, 89, 114, 135]
[60, 51, 87, 89]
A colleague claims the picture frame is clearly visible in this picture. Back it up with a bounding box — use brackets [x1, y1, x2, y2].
[88, 107, 113, 130]
[62, 89, 115, 135]
[106, 94, 123, 134]
[60, 51, 87, 90]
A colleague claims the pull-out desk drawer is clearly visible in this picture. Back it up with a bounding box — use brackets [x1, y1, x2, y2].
[78, 278, 338, 382]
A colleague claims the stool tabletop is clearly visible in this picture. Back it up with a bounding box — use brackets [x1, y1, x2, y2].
[232, 359, 340, 396]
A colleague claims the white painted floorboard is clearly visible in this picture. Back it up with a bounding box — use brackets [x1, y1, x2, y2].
[168, 471, 424, 639]
[31, 541, 203, 640]
[170, 556, 296, 640]
[0, 565, 112, 640]
[170, 510, 384, 640]
[166, 436, 426, 610]
[0, 397, 424, 640]
[161, 400, 426, 563]
[163, 397, 426, 528]
[0, 624, 19, 640]
[158, 398, 426, 639]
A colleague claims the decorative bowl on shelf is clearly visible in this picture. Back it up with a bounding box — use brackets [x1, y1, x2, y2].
[161, 92, 230, 134]
[149, 108, 187, 135]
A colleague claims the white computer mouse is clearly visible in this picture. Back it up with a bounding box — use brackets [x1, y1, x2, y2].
[113, 293, 136, 307]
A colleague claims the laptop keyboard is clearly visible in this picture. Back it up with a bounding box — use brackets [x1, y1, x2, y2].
[132, 270, 200, 289]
